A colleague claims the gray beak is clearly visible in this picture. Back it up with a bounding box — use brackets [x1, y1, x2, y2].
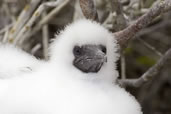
[73, 45, 107, 73]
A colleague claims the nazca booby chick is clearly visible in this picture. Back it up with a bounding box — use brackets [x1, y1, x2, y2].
[0, 44, 41, 79]
[0, 20, 142, 114]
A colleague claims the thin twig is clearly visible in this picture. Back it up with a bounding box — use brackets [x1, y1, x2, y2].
[31, 44, 41, 55]
[119, 47, 171, 87]
[137, 37, 163, 57]
[42, 12, 49, 60]
[120, 53, 126, 79]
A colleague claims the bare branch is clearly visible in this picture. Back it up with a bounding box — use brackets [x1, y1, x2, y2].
[19, 0, 70, 45]
[114, 0, 171, 49]
[119, 47, 171, 87]
[79, 0, 99, 21]
[8, 0, 41, 42]
[14, 1, 61, 45]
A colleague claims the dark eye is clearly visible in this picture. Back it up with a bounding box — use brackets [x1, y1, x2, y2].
[73, 46, 82, 56]
[100, 45, 106, 54]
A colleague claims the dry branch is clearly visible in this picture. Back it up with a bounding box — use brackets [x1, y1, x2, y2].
[114, 0, 171, 49]
[19, 0, 70, 45]
[14, 1, 61, 45]
[8, 0, 41, 42]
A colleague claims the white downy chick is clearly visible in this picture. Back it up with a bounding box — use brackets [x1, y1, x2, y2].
[0, 44, 42, 79]
[0, 20, 142, 114]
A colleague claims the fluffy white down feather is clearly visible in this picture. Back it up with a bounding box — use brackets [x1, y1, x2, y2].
[0, 20, 142, 114]
[0, 44, 42, 79]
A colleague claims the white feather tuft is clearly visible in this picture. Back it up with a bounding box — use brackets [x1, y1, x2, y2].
[0, 44, 42, 79]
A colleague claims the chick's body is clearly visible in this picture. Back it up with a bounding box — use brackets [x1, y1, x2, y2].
[0, 66, 141, 114]
[0, 20, 142, 114]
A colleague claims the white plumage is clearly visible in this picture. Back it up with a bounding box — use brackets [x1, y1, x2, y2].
[0, 20, 142, 114]
[0, 44, 42, 79]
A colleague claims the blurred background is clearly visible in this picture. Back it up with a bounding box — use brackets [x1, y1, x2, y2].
[0, 0, 170, 113]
